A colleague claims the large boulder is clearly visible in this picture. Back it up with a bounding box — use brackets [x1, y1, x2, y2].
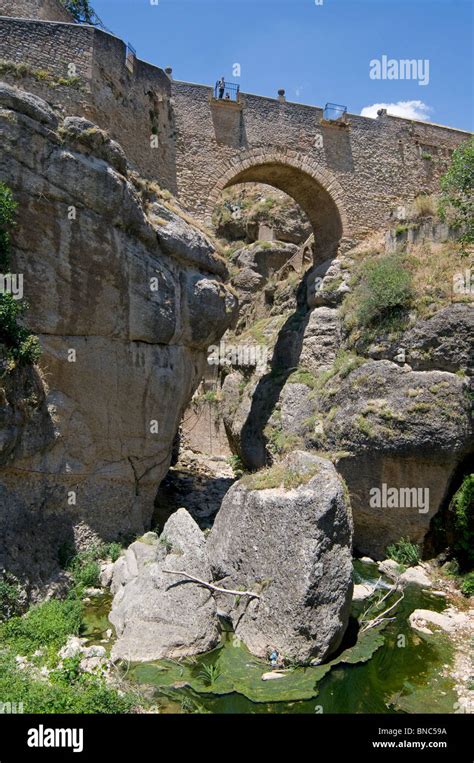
[207, 451, 353, 664]
[110, 509, 220, 661]
[367, 304, 474, 376]
[320, 360, 473, 558]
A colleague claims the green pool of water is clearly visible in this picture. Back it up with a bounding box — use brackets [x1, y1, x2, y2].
[84, 565, 457, 714]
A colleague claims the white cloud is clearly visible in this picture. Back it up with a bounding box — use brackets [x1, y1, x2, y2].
[360, 100, 433, 121]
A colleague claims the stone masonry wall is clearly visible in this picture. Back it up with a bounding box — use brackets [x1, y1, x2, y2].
[0, 17, 175, 190]
[0, 13, 470, 245]
[0, 0, 73, 22]
[170, 80, 471, 243]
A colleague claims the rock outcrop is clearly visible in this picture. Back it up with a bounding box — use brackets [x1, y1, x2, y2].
[0, 83, 237, 582]
[366, 304, 474, 376]
[317, 360, 472, 558]
[109, 453, 353, 664]
[207, 451, 353, 664]
[213, 184, 311, 245]
[216, 231, 472, 560]
[110, 509, 219, 661]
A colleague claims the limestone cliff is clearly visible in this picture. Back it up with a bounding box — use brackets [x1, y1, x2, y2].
[0, 82, 237, 585]
[218, 223, 473, 559]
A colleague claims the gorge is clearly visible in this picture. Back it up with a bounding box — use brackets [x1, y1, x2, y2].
[0, 0, 472, 717]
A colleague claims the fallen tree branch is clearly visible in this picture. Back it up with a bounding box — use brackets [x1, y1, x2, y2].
[360, 592, 405, 632]
[162, 570, 261, 600]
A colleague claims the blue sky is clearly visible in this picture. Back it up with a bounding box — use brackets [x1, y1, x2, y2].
[91, 0, 473, 131]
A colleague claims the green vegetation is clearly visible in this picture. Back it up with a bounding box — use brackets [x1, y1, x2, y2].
[60, 0, 96, 23]
[0, 647, 135, 714]
[0, 184, 41, 369]
[449, 474, 474, 571]
[460, 572, 474, 597]
[202, 389, 221, 405]
[321, 350, 365, 385]
[227, 454, 244, 478]
[351, 254, 413, 330]
[0, 60, 83, 90]
[0, 295, 42, 367]
[0, 182, 17, 271]
[287, 368, 318, 389]
[0, 576, 23, 622]
[199, 662, 222, 686]
[0, 599, 82, 656]
[264, 422, 303, 457]
[58, 541, 122, 593]
[439, 137, 474, 244]
[0, 540, 138, 713]
[242, 461, 319, 491]
[355, 414, 374, 437]
[395, 224, 409, 235]
[386, 538, 421, 567]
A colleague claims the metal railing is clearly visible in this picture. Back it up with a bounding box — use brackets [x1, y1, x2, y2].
[323, 102, 347, 122]
[125, 42, 136, 73]
[214, 81, 240, 101]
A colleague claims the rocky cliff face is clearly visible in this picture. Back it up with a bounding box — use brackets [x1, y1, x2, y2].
[219, 228, 473, 559]
[212, 184, 312, 246]
[0, 82, 237, 585]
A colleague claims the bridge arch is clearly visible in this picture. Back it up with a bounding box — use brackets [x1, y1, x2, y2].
[204, 149, 350, 261]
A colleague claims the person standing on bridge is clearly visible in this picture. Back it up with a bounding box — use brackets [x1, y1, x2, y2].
[218, 76, 225, 99]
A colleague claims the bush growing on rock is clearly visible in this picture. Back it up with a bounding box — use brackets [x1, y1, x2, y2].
[460, 572, 474, 597]
[0, 181, 17, 270]
[450, 474, 474, 571]
[0, 294, 42, 367]
[439, 137, 474, 244]
[0, 576, 23, 622]
[353, 254, 413, 330]
[0, 184, 41, 368]
[59, 541, 122, 591]
[60, 0, 95, 23]
[386, 537, 421, 567]
[0, 650, 136, 714]
[0, 599, 82, 655]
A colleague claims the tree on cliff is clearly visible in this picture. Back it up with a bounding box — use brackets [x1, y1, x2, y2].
[60, 0, 96, 24]
[0, 183, 41, 369]
[439, 137, 474, 244]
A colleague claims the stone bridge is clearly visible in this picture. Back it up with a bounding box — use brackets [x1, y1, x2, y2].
[170, 80, 470, 258]
[0, 0, 471, 258]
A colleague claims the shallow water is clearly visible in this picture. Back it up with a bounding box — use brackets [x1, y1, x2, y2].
[83, 564, 456, 714]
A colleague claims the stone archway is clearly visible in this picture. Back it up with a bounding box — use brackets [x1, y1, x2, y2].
[205, 149, 350, 261]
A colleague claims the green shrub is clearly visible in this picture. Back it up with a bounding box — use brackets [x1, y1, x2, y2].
[0, 577, 23, 621]
[0, 184, 41, 368]
[439, 137, 474, 244]
[450, 474, 474, 570]
[386, 537, 420, 567]
[354, 255, 413, 329]
[0, 182, 17, 271]
[103, 542, 122, 563]
[60, 0, 96, 23]
[460, 572, 474, 597]
[59, 540, 122, 589]
[0, 651, 135, 713]
[0, 294, 42, 366]
[227, 454, 244, 478]
[0, 599, 82, 655]
[242, 461, 319, 491]
[75, 561, 100, 588]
